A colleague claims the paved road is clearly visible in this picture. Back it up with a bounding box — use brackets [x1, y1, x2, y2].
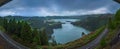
[77, 28, 109, 49]
[0, 31, 29, 49]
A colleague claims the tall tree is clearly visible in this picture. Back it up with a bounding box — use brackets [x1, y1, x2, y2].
[40, 28, 48, 45]
[20, 21, 32, 42]
[3, 18, 8, 31]
[32, 29, 41, 45]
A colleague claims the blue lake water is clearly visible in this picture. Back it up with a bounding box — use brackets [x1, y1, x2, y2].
[52, 19, 90, 44]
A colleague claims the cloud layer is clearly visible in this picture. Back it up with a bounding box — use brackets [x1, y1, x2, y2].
[0, 0, 119, 16]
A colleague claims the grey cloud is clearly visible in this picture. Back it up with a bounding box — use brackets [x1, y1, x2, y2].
[0, 0, 119, 16]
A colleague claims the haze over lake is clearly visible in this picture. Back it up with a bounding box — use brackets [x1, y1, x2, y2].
[52, 19, 90, 44]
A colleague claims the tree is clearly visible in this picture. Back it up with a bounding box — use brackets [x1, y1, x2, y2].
[32, 29, 41, 45]
[108, 17, 115, 29]
[20, 21, 32, 42]
[40, 28, 48, 45]
[114, 9, 120, 24]
[8, 18, 16, 34]
[1, 18, 49, 47]
[15, 21, 22, 37]
[3, 18, 8, 31]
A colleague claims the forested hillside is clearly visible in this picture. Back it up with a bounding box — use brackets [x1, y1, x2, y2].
[0, 18, 49, 49]
[71, 14, 113, 31]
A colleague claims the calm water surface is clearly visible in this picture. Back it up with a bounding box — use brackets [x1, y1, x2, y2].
[52, 19, 90, 44]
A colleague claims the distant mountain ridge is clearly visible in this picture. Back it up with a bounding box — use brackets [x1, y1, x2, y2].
[0, 14, 114, 29]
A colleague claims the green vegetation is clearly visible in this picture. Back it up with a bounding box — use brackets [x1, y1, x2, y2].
[4, 16, 62, 39]
[0, 13, 116, 49]
[100, 38, 107, 48]
[0, 18, 49, 49]
[96, 9, 120, 49]
[71, 14, 113, 31]
[0, 17, 5, 31]
[0, 26, 5, 32]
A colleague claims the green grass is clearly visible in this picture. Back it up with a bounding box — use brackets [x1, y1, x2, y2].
[0, 26, 5, 32]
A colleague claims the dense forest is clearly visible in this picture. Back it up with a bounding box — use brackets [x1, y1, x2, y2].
[4, 16, 63, 39]
[0, 17, 50, 49]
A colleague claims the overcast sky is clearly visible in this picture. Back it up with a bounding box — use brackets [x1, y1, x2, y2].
[0, 0, 120, 16]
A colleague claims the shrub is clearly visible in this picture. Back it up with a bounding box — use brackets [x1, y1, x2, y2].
[100, 38, 107, 48]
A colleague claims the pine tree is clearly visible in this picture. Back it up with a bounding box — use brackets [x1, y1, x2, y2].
[32, 29, 41, 45]
[40, 28, 48, 45]
[3, 18, 8, 31]
[20, 21, 32, 42]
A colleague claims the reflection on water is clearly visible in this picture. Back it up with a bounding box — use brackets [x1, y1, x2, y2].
[52, 19, 90, 44]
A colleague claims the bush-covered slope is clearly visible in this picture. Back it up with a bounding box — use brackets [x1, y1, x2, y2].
[95, 9, 120, 49]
